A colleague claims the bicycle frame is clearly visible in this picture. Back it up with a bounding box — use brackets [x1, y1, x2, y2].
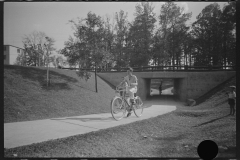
[111, 86, 143, 120]
[116, 88, 133, 110]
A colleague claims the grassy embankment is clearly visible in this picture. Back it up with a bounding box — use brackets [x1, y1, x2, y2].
[4, 65, 236, 157]
[4, 65, 115, 123]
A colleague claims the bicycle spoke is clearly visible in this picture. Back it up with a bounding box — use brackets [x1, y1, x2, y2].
[133, 96, 143, 117]
[111, 97, 126, 120]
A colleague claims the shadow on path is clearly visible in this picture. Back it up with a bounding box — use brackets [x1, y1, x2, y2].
[144, 95, 180, 108]
[51, 116, 115, 122]
[193, 114, 230, 127]
[65, 117, 115, 122]
[51, 119, 99, 129]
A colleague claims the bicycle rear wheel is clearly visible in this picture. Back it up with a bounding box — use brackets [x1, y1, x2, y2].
[133, 96, 144, 117]
[111, 96, 126, 121]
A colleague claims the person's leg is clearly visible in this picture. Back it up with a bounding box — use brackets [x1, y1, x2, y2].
[232, 103, 235, 115]
[233, 106, 235, 115]
[228, 99, 233, 115]
[129, 91, 134, 100]
[127, 87, 138, 117]
[126, 91, 133, 117]
[230, 105, 234, 115]
[129, 88, 136, 103]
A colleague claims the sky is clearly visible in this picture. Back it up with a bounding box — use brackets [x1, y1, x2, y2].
[4, 2, 228, 55]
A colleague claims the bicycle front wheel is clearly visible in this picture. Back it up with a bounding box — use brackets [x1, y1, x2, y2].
[111, 96, 126, 121]
[133, 96, 144, 117]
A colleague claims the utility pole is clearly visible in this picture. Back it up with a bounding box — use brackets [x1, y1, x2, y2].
[33, 44, 41, 67]
[45, 37, 50, 87]
[24, 44, 27, 66]
[34, 44, 40, 67]
[39, 49, 40, 66]
[93, 29, 98, 93]
[47, 51, 50, 86]
[95, 63, 98, 93]
[38, 44, 41, 67]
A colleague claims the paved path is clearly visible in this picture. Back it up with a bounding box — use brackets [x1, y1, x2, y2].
[150, 87, 174, 95]
[4, 99, 183, 149]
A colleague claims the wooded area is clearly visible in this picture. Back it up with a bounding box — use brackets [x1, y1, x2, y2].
[19, 2, 236, 70]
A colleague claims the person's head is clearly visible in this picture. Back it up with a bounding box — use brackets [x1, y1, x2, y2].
[127, 67, 133, 76]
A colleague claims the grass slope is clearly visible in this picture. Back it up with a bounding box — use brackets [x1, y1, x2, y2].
[4, 76, 236, 158]
[195, 75, 236, 105]
[4, 65, 115, 123]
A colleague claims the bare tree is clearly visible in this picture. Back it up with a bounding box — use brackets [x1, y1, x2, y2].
[22, 31, 55, 67]
[22, 31, 56, 87]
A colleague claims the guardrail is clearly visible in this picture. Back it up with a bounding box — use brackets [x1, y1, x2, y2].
[61, 65, 236, 72]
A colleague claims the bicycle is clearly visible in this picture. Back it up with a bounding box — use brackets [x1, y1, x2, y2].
[110, 86, 144, 121]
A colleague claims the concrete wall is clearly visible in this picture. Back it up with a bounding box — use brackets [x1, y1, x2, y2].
[174, 78, 189, 101]
[97, 71, 236, 102]
[186, 72, 236, 100]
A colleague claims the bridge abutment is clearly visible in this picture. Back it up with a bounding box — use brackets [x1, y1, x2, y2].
[98, 71, 235, 102]
[137, 78, 151, 100]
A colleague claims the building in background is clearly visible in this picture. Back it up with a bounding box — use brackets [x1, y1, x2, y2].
[4, 45, 25, 65]
[4, 44, 69, 68]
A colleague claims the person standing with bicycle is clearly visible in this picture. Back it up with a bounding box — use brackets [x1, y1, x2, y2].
[116, 67, 138, 117]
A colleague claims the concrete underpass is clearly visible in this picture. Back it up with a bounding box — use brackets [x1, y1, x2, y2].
[140, 78, 186, 101]
[150, 78, 174, 96]
[97, 71, 236, 102]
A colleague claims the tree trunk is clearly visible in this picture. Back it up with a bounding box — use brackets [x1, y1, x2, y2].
[223, 33, 227, 66]
[189, 52, 192, 67]
[95, 63, 98, 93]
[172, 37, 175, 70]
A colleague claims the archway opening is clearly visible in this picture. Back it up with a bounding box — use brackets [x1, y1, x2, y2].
[149, 78, 175, 98]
